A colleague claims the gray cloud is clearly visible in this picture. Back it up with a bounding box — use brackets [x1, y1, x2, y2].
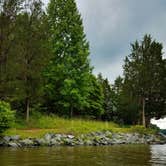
[76, 0, 166, 82]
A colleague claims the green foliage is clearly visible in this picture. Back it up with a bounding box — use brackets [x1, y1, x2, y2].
[123, 34, 166, 126]
[149, 124, 160, 133]
[44, 0, 92, 117]
[84, 75, 104, 118]
[0, 0, 165, 130]
[129, 125, 156, 135]
[97, 73, 115, 121]
[5, 113, 120, 137]
[0, 101, 15, 134]
[0, 0, 24, 100]
[116, 93, 140, 125]
[0, 0, 50, 121]
[13, 0, 50, 121]
[110, 76, 140, 125]
[4, 113, 157, 138]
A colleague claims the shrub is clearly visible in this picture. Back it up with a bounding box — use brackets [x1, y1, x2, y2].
[0, 101, 15, 134]
[130, 125, 155, 134]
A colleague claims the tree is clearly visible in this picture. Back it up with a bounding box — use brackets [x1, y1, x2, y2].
[0, 0, 23, 100]
[0, 100, 15, 134]
[44, 0, 92, 117]
[97, 73, 115, 121]
[123, 34, 166, 127]
[83, 75, 104, 119]
[12, 0, 49, 121]
[113, 76, 123, 94]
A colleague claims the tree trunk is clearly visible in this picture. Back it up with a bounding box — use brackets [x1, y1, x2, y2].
[142, 97, 146, 127]
[70, 105, 73, 118]
[146, 117, 151, 128]
[26, 98, 30, 122]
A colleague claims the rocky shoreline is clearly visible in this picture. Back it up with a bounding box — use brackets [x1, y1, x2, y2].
[0, 131, 166, 148]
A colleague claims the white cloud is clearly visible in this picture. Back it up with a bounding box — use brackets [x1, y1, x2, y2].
[151, 118, 166, 129]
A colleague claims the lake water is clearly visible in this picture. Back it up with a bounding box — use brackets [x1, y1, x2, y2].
[0, 144, 166, 166]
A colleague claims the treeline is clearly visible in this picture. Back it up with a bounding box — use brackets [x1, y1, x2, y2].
[0, 0, 166, 127]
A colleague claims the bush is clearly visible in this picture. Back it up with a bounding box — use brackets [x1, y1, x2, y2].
[0, 101, 15, 134]
[130, 125, 155, 134]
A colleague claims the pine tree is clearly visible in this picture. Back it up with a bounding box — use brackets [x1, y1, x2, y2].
[0, 0, 23, 100]
[12, 0, 49, 121]
[123, 34, 166, 127]
[84, 75, 104, 119]
[97, 73, 115, 121]
[45, 0, 92, 117]
[113, 76, 139, 125]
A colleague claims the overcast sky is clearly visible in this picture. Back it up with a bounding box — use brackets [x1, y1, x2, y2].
[76, 0, 166, 83]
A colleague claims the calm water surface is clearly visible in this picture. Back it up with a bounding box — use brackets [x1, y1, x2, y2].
[0, 144, 166, 166]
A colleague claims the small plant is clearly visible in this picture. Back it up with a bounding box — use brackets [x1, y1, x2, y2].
[0, 101, 15, 134]
[129, 125, 155, 135]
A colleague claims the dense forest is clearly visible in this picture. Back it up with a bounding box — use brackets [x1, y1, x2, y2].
[0, 0, 166, 131]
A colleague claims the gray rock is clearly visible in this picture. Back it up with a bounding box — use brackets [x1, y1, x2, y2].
[105, 131, 112, 138]
[63, 138, 75, 146]
[44, 133, 53, 142]
[84, 140, 93, 146]
[75, 138, 84, 145]
[54, 134, 62, 139]
[3, 136, 11, 142]
[67, 135, 75, 139]
[8, 142, 19, 148]
[0, 141, 4, 146]
[1, 131, 165, 147]
[20, 139, 34, 146]
[36, 138, 47, 146]
[50, 138, 60, 146]
[11, 135, 20, 141]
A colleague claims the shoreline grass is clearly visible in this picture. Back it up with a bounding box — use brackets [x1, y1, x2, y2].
[4, 114, 156, 138]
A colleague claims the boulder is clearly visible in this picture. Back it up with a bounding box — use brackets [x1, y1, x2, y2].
[67, 135, 75, 139]
[3, 136, 11, 142]
[35, 138, 47, 146]
[11, 135, 20, 141]
[50, 138, 60, 146]
[8, 142, 19, 148]
[44, 133, 53, 142]
[0, 141, 4, 146]
[20, 139, 34, 146]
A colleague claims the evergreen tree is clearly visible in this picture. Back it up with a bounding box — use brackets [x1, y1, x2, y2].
[97, 73, 115, 121]
[0, 0, 23, 100]
[84, 75, 104, 119]
[45, 0, 92, 117]
[12, 0, 49, 121]
[113, 76, 123, 94]
[123, 34, 166, 127]
[113, 76, 139, 125]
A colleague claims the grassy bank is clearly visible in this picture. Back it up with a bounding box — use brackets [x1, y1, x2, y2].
[4, 114, 156, 138]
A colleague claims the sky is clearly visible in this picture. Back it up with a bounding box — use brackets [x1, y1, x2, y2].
[43, 0, 166, 129]
[76, 0, 166, 83]
[151, 119, 166, 129]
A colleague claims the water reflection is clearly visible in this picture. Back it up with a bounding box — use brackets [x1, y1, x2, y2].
[150, 145, 166, 166]
[0, 145, 166, 166]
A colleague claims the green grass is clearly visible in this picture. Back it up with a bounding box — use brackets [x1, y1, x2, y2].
[4, 113, 156, 138]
